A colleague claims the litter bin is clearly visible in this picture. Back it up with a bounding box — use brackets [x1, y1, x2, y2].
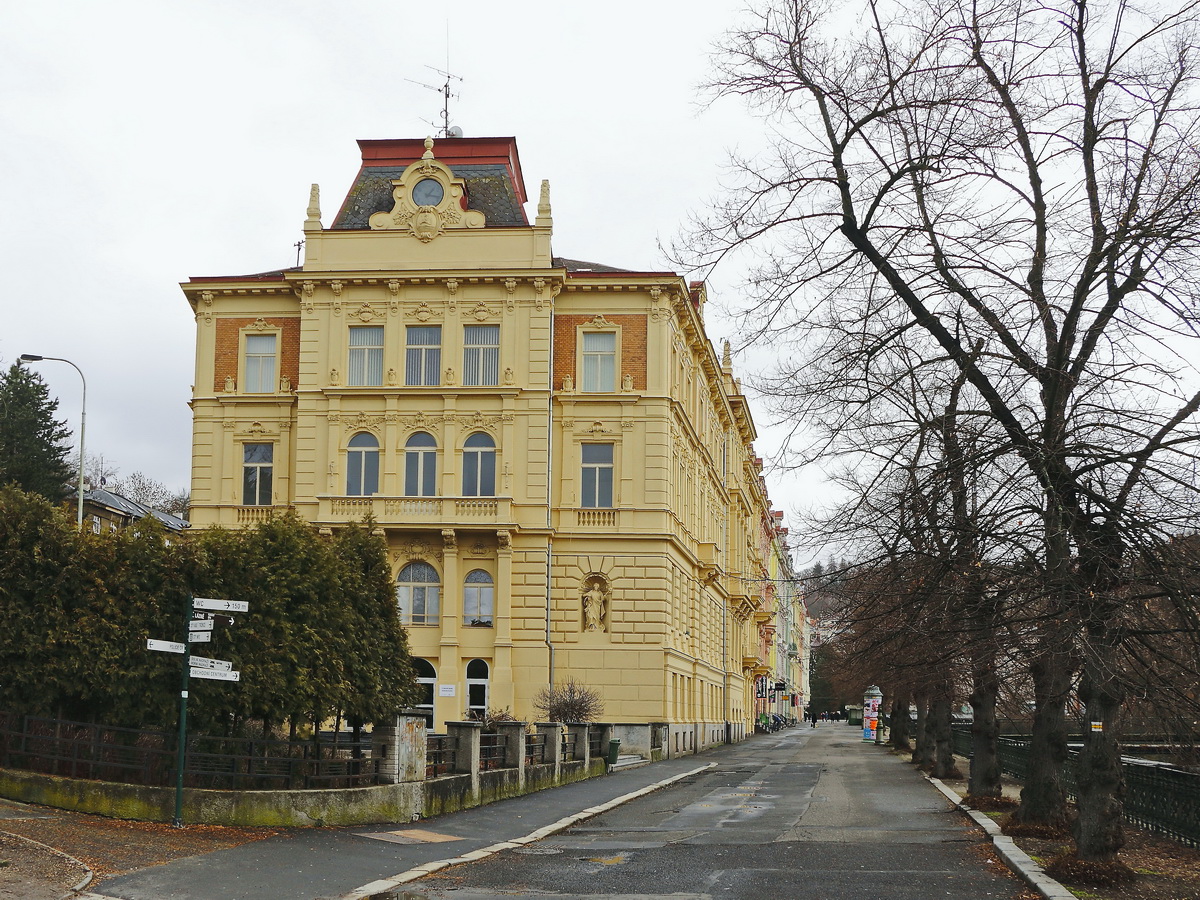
[607, 738, 621, 767]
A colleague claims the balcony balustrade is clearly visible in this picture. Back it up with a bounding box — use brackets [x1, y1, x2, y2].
[317, 495, 513, 527]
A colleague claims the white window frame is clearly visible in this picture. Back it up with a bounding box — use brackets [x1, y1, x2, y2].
[405, 325, 442, 386]
[463, 569, 495, 627]
[348, 325, 384, 387]
[463, 324, 500, 386]
[396, 561, 441, 626]
[581, 443, 614, 508]
[241, 331, 279, 394]
[579, 328, 617, 392]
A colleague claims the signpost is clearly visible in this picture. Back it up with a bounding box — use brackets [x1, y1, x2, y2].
[146, 594, 248, 828]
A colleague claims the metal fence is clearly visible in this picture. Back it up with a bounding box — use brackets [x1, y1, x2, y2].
[525, 731, 547, 766]
[426, 734, 457, 778]
[950, 726, 1199, 847]
[478, 732, 505, 771]
[0, 711, 379, 790]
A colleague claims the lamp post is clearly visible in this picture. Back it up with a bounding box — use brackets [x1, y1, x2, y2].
[19, 354, 86, 530]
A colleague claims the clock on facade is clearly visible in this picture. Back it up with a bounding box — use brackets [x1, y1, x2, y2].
[412, 178, 445, 207]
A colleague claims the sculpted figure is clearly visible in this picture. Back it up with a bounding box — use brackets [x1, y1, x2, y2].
[583, 579, 608, 631]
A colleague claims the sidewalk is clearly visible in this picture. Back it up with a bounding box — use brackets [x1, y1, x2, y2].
[4, 751, 721, 900]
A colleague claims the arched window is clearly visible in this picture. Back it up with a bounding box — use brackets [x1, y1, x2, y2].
[462, 432, 496, 497]
[465, 659, 490, 718]
[412, 659, 436, 728]
[346, 432, 380, 496]
[396, 561, 440, 625]
[404, 432, 437, 496]
[463, 569, 494, 626]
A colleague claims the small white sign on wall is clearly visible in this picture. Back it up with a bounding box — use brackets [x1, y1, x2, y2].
[438, 684, 456, 697]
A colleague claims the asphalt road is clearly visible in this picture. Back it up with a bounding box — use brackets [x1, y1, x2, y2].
[89, 725, 1029, 900]
[403, 725, 1027, 900]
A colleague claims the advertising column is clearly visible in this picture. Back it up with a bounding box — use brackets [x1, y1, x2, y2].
[862, 685, 883, 742]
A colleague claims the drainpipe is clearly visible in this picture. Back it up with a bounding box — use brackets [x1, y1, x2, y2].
[545, 298, 556, 689]
[723, 595, 730, 743]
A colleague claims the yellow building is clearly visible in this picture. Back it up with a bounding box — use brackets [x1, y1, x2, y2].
[181, 135, 791, 752]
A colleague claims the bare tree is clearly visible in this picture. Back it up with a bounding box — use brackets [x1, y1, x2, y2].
[687, 0, 1200, 870]
[533, 679, 605, 723]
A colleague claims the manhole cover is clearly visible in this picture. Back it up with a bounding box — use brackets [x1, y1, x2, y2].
[512, 846, 563, 855]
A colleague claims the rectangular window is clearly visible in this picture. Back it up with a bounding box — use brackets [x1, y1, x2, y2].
[581, 443, 614, 508]
[463, 324, 500, 386]
[242, 443, 273, 505]
[91, 515, 101, 534]
[581, 331, 616, 392]
[405, 325, 441, 386]
[244, 334, 277, 393]
[348, 326, 384, 386]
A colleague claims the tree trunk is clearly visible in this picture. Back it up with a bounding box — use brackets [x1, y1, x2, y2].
[913, 693, 933, 768]
[968, 640, 1002, 799]
[930, 693, 959, 779]
[1009, 644, 1071, 832]
[1072, 636, 1126, 863]
[890, 694, 912, 752]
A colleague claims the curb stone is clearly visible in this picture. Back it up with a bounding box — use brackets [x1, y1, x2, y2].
[0, 826, 94, 899]
[926, 775, 1077, 900]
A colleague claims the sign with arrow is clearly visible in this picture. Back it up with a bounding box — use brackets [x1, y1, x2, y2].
[147, 639, 185, 654]
[188, 618, 214, 632]
[187, 631, 212, 643]
[189, 656, 233, 672]
[193, 598, 249, 613]
[189, 668, 240, 682]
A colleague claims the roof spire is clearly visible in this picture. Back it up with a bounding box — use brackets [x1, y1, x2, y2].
[536, 179, 553, 227]
[304, 183, 322, 232]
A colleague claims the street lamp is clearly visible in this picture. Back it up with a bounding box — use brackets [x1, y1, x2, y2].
[19, 354, 86, 531]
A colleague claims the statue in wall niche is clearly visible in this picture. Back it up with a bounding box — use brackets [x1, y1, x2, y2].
[622, 373, 633, 392]
[583, 579, 609, 632]
[387, 368, 398, 386]
[562, 374, 574, 392]
[224, 375, 235, 392]
[279, 374, 292, 392]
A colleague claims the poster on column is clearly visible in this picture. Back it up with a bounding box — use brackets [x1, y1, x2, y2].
[863, 694, 882, 741]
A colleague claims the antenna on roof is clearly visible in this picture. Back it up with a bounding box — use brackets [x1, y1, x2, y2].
[406, 65, 462, 138]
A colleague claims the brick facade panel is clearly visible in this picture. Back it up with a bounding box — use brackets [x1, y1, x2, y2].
[214, 317, 300, 392]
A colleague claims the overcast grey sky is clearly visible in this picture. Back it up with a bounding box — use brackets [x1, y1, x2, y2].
[1, 1, 822, 512]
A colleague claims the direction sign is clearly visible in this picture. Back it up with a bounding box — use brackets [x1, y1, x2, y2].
[193, 598, 249, 613]
[187, 631, 212, 643]
[188, 619, 214, 632]
[189, 656, 233, 672]
[189, 668, 240, 682]
[147, 639, 185, 654]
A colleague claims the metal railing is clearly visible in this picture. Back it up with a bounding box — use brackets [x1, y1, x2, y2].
[479, 732, 506, 771]
[562, 730, 579, 762]
[0, 712, 378, 789]
[950, 726, 1199, 847]
[525, 731, 548, 766]
[425, 734, 457, 779]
